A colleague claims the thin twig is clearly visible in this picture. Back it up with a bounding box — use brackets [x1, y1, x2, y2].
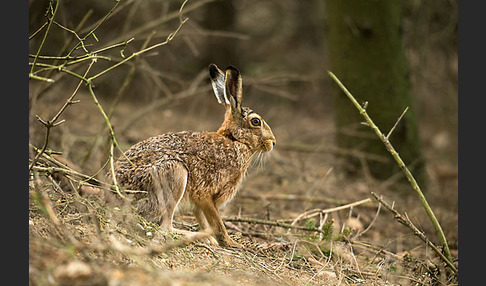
[64, 0, 122, 59]
[86, 0, 189, 82]
[28, 38, 133, 62]
[104, 0, 214, 46]
[86, 81, 123, 150]
[386, 106, 409, 139]
[30, 0, 59, 77]
[354, 200, 381, 238]
[290, 198, 372, 226]
[29, 21, 49, 40]
[79, 36, 142, 167]
[29, 74, 55, 83]
[53, 21, 90, 53]
[224, 217, 328, 234]
[240, 193, 375, 208]
[109, 142, 126, 200]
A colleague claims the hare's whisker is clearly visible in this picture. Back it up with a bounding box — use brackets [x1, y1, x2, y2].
[248, 150, 259, 169]
[259, 152, 266, 171]
[256, 151, 263, 171]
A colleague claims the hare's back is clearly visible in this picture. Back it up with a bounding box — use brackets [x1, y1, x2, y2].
[119, 131, 198, 165]
[111, 132, 194, 190]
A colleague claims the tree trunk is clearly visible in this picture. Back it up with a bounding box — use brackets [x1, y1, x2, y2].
[324, 1, 426, 186]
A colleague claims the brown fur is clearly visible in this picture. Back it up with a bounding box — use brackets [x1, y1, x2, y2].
[109, 64, 276, 246]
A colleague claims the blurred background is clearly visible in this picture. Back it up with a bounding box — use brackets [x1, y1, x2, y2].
[29, 0, 457, 259]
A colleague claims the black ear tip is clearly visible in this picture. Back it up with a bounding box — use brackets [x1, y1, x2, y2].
[208, 63, 218, 77]
[225, 65, 240, 73]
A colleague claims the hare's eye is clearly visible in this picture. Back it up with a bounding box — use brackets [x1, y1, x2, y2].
[250, 117, 261, 127]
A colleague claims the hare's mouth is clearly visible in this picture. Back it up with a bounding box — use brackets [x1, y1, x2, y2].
[262, 139, 276, 152]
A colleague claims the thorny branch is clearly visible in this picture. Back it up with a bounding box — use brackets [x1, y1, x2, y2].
[327, 71, 455, 273]
[371, 192, 457, 274]
[29, 59, 96, 172]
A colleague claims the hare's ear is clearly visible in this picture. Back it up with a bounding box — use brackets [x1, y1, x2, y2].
[209, 64, 228, 105]
[224, 66, 243, 113]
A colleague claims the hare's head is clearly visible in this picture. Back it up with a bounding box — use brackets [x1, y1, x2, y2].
[209, 64, 276, 153]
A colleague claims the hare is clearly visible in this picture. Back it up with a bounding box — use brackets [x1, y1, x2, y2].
[109, 64, 276, 247]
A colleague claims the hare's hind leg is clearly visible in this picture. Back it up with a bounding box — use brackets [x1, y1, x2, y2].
[151, 161, 218, 244]
[150, 160, 188, 231]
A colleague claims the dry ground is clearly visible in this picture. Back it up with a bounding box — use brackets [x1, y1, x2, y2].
[29, 80, 458, 285]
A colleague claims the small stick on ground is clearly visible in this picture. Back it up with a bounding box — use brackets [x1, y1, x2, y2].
[240, 193, 375, 209]
[290, 198, 372, 225]
[224, 217, 327, 234]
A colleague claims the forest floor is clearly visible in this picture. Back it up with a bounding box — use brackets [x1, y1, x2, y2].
[29, 85, 458, 285]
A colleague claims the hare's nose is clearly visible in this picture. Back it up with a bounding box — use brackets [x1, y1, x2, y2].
[270, 137, 276, 147]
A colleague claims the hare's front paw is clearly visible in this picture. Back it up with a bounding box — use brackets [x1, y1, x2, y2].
[202, 234, 219, 246]
[218, 237, 242, 248]
[167, 228, 212, 244]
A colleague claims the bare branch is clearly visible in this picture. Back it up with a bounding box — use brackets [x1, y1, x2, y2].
[386, 106, 409, 139]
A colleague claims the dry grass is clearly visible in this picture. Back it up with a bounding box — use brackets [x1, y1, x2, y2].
[28, 175, 434, 286]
